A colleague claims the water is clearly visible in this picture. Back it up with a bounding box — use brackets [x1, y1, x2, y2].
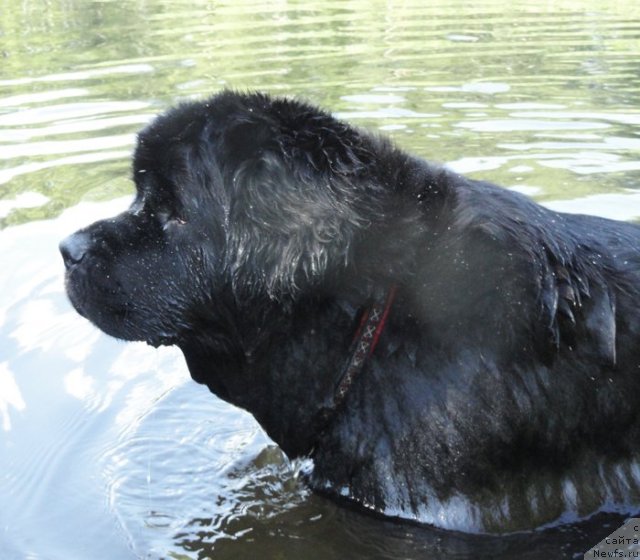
[1, 1, 639, 558]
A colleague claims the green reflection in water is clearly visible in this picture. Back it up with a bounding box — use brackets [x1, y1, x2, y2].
[0, 0, 639, 228]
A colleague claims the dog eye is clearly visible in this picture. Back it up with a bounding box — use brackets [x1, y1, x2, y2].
[162, 216, 187, 231]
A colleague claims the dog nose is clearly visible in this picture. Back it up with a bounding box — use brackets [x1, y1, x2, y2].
[59, 232, 91, 269]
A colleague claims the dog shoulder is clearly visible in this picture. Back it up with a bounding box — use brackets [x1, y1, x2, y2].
[433, 173, 618, 366]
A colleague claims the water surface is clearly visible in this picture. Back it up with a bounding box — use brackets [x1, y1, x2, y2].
[1, 1, 639, 558]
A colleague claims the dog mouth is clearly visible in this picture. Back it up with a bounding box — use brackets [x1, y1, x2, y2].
[64, 262, 184, 348]
[63, 269, 91, 320]
[64, 264, 135, 339]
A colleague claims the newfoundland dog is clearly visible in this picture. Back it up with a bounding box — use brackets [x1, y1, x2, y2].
[60, 91, 640, 533]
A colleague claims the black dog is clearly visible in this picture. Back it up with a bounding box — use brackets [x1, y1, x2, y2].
[60, 91, 640, 533]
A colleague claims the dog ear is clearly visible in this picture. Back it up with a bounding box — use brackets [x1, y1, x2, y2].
[214, 98, 409, 301]
[223, 138, 369, 300]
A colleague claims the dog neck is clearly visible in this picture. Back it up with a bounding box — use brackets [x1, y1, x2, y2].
[179, 285, 399, 458]
[311, 285, 398, 443]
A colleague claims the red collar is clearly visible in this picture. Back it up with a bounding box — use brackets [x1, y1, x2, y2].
[333, 285, 398, 408]
[312, 286, 397, 442]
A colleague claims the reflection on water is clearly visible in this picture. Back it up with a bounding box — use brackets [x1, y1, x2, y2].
[0, 362, 26, 431]
[1, 0, 639, 559]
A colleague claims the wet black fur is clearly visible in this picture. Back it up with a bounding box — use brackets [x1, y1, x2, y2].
[61, 91, 640, 533]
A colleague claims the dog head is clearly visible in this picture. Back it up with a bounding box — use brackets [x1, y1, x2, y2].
[60, 92, 413, 349]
